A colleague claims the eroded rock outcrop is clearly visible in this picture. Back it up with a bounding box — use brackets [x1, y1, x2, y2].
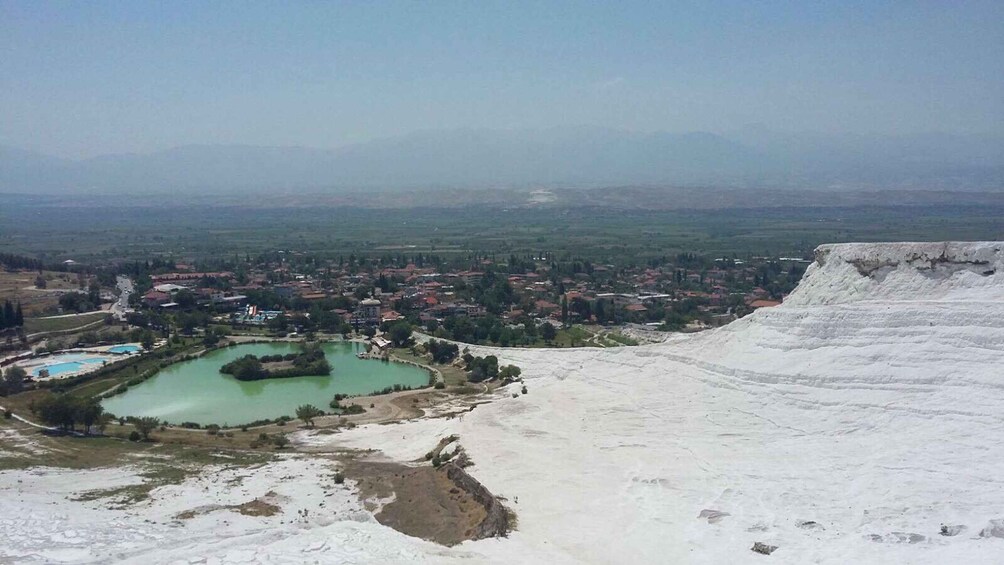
[784, 242, 1004, 306]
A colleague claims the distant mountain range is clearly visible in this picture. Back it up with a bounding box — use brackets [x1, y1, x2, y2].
[2, 126, 1002, 194]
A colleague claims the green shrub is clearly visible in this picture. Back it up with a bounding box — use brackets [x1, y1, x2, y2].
[342, 403, 365, 415]
[128, 430, 141, 441]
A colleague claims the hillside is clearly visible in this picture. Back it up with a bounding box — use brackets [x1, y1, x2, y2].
[326, 241, 1004, 563]
[3, 127, 1002, 193]
[3, 242, 1004, 563]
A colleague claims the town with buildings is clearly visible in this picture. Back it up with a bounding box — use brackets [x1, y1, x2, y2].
[128, 251, 809, 345]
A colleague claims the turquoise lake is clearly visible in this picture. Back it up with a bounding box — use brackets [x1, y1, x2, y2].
[102, 341, 429, 426]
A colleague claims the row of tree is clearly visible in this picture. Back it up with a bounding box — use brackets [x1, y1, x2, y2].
[33, 394, 105, 433]
[1, 300, 24, 330]
[0, 253, 45, 271]
[461, 353, 521, 384]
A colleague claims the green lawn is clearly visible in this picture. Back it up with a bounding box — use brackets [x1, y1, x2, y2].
[23, 311, 110, 334]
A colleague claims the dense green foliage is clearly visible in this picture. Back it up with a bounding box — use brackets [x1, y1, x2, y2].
[58, 288, 100, 313]
[387, 322, 413, 347]
[0, 253, 46, 271]
[426, 339, 459, 364]
[0, 300, 23, 330]
[460, 353, 521, 384]
[132, 416, 160, 440]
[219, 345, 330, 381]
[34, 394, 104, 433]
[463, 354, 499, 383]
[0, 365, 26, 396]
[329, 393, 366, 414]
[295, 404, 324, 427]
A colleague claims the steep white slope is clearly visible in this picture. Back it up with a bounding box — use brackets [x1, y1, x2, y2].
[3, 242, 1003, 564]
[330, 241, 1004, 564]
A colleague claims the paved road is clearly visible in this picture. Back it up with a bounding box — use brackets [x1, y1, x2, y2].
[112, 275, 134, 321]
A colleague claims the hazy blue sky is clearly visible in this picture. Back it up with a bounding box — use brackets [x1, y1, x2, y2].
[2, 0, 1002, 159]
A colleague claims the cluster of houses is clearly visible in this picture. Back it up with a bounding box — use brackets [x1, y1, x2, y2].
[142, 272, 246, 309]
[136, 253, 805, 332]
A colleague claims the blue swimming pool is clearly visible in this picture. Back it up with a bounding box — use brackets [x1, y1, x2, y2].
[31, 355, 109, 377]
[34, 361, 84, 377]
[108, 345, 141, 354]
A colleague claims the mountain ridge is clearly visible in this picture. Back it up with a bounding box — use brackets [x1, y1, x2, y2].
[2, 126, 1002, 193]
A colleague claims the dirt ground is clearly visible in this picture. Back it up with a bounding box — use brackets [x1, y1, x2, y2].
[344, 458, 487, 546]
[0, 270, 84, 317]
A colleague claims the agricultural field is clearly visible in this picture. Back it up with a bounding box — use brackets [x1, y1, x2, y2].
[0, 270, 85, 317]
[2, 193, 1004, 267]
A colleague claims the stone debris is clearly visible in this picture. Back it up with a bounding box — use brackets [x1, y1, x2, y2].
[979, 519, 1004, 539]
[940, 524, 967, 537]
[697, 509, 730, 524]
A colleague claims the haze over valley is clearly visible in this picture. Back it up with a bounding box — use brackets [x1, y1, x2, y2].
[3, 126, 1003, 194]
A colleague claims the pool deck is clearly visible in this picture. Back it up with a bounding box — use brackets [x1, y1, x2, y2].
[14, 343, 145, 381]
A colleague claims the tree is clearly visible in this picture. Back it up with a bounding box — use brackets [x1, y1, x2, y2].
[140, 330, 156, 350]
[96, 413, 114, 434]
[36, 395, 73, 429]
[466, 354, 500, 383]
[2, 300, 13, 329]
[268, 313, 289, 333]
[174, 289, 197, 309]
[203, 328, 221, 346]
[295, 404, 324, 428]
[87, 281, 101, 308]
[0, 365, 26, 396]
[427, 339, 459, 364]
[388, 322, 413, 347]
[219, 355, 266, 380]
[594, 299, 607, 324]
[272, 434, 290, 449]
[499, 364, 522, 382]
[540, 322, 557, 342]
[177, 313, 198, 335]
[133, 416, 160, 441]
[59, 292, 93, 313]
[76, 398, 104, 435]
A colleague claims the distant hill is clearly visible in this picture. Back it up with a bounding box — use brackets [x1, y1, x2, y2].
[2, 126, 1002, 193]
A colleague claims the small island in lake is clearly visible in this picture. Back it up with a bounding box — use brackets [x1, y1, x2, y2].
[220, 344, 331, 381]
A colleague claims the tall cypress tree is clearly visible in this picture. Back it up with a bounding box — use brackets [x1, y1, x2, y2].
[15, 303, 24, 327]
[2, 300, 14, 329]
